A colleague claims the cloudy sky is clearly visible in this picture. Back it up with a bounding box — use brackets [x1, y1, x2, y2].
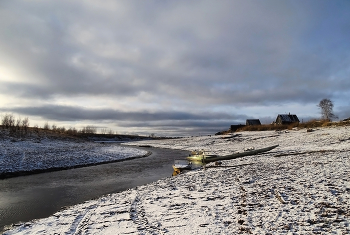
[1, 0, 350, 136]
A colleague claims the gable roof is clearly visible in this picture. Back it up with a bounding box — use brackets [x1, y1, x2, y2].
[246, 119, 261, 125]
[277, 114, 299, 123]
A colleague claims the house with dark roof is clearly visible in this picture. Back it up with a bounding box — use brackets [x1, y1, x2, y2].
[275, 114, 300, 125]
[246, 119, 261, 126]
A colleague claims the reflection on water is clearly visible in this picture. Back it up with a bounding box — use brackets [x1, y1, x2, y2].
[0, 146, 189, 233]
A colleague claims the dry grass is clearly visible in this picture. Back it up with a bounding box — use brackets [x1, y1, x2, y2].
[235, 119, 350, 133]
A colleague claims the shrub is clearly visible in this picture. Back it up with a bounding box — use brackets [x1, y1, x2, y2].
[1, 113, 15, 129]
[80, 125, 97, 134]
[66, 127, 78, 135]
[43, 122, 50, 130]
[233, 119, 350, 133]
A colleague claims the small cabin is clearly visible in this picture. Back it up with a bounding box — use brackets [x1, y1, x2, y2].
[246, 119, 261, 126]
[276, 114, 299, 125]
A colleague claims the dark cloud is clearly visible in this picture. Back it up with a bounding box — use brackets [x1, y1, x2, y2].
[0, 104, 249, 136]
[1, 1, 350, 135]
[0, 104, 247, 122]
[335, 104, 350, 121]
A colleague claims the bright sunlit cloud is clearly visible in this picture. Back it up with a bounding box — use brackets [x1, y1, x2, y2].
[1, 0, 350, 136]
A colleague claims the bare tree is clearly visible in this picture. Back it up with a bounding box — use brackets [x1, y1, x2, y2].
[16, 117, 21, 130]
[15, 117, 21, 137]
[21, 117, 30, 134]
[67, 127, 77, 135]
[58, 126, 66, 133]
[1, 113, 15, 129]
[43, 122, 50, 130]
[80, 125, 97, 134]
[318, 98, 338, 121]
[87, 126, 96, 134]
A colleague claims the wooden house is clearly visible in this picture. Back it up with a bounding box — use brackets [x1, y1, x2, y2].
[275, 114, 299, 125]
[246, 119, 261, 126]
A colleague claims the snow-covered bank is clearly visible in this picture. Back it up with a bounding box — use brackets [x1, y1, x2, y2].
[124, 126, 350, 154]
[3, 126, 350, 234]
[0, 131, 149, 178]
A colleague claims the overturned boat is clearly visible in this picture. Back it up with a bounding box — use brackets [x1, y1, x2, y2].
[187, 145, 279, 164]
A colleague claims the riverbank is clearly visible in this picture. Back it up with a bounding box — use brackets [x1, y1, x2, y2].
[0, 147, 188, 234]
[0, 129, 149, 179]
[3, 126, 350, 234]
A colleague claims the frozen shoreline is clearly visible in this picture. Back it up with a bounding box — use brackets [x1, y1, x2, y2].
[0, 131, 149, 179]
[3, 126, 350, 234]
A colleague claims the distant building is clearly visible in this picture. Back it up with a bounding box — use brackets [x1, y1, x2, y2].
[275, 113, 300, 125]
[246, 119, 261, 126]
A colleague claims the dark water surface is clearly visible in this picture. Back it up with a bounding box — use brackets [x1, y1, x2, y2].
[0, 146, 189, 232]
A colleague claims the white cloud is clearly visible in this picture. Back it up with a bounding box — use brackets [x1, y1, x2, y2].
[0, 0, 350, 135]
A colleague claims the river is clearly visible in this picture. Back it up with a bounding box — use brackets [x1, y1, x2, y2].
[0, 146, 189, 233]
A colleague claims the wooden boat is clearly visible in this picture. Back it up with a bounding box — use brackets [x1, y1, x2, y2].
[186, 150, 218, 162]
[187, 145, 279, 164]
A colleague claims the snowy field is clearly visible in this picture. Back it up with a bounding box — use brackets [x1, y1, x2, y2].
[3, 126, 350, 234]
[0, 131, 148, 178]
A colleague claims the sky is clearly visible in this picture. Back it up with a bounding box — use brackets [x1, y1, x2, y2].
[1, 0, 350, 136]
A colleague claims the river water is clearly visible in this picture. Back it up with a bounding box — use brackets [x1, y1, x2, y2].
[0, 146, 190, 232]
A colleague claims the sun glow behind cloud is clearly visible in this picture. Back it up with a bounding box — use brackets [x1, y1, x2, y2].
[0, 0, 350, 136]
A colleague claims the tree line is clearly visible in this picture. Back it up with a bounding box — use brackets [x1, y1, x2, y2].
[1, 114, 117, 137]
[1, 114, 30, 137]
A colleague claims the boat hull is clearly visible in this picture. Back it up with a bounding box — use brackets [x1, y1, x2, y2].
[187, 145, 279, 164]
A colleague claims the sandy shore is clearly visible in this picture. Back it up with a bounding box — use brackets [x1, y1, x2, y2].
[3, 126, 350, 234]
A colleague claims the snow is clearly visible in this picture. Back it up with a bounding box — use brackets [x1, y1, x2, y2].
[0, 131, 148, 177]
[3, 126, 350, 234]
